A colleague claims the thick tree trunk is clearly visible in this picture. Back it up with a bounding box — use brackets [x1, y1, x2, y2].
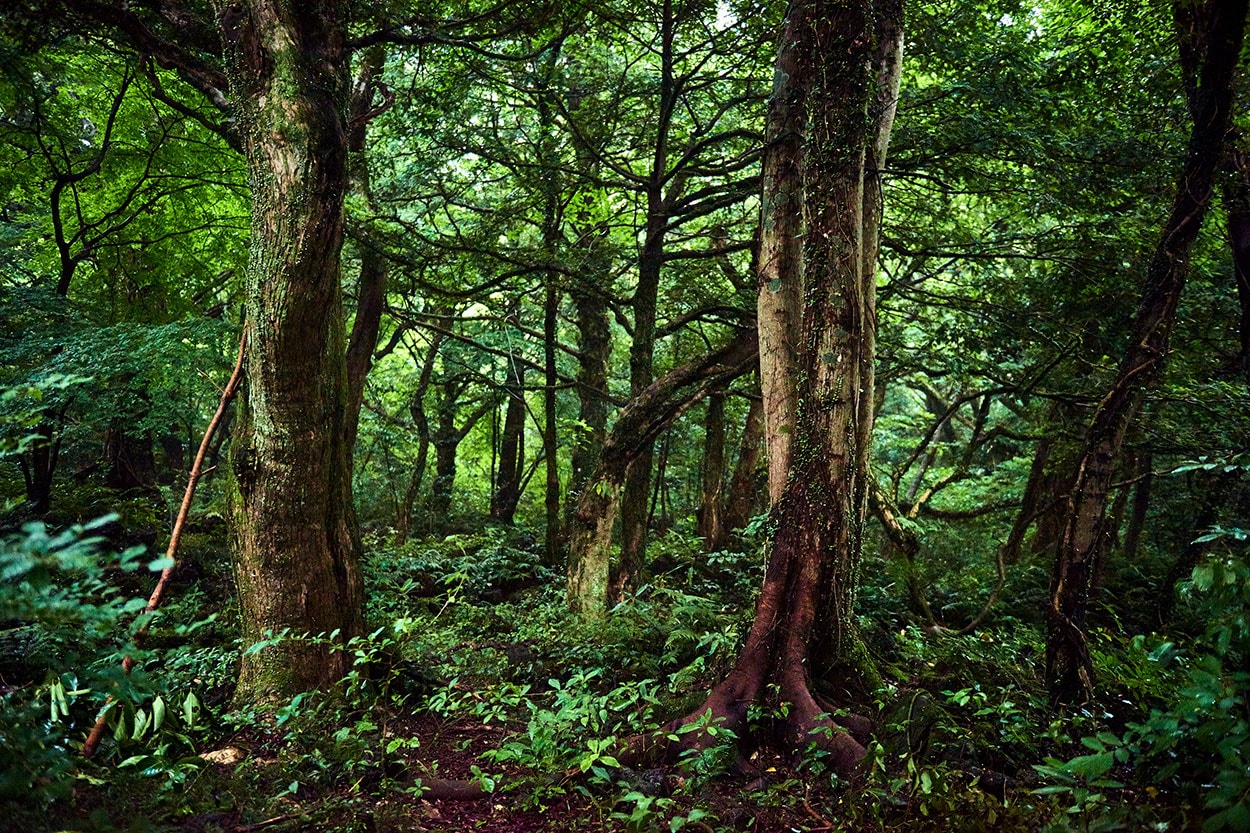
[222, 1, 365, 705]
[567, 332, 758, 616]
[429, 401, 458, 521]
[1046, 0, 1246, 705]
[635, 0, 901, 775]
[755, 3, 808, 506]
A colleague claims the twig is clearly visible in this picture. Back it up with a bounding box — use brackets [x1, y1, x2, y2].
[233, 814, 299, 833]
[802, 789, 834, 831]
[82, 329, 247, 758]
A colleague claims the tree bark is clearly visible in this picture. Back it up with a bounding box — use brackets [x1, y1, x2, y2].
[344, 46, 389, 457]
[566, 283, 612, 522]
[617, 0, 681, 597]
[629, 0, 902, 774]
[567, 331, 758, 616]
[755, 0, 809, 506]
[544, 272, 562, 563]
[1121, 452, 1152, 563]
[722, 393, 764, 538]
[429, 385, 492, 524]
[698, 391, 727, 549]
[397, 332, 444, 542]
[221, 0, 365, 704]
[490, 354, 526, 524]
[103, 427, 157, 492]
[1224, 141, 1250, 379]
[1046, 0, 1247, 705]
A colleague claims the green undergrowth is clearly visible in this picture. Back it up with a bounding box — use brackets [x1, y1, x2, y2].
[0, 519, 1242, 832]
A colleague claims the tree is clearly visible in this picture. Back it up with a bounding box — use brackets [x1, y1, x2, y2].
[217, 1, 368, 702]
[1045, 0, 1248, 705]
[42, 0, 370, 701]
[630, 0, 903, 773]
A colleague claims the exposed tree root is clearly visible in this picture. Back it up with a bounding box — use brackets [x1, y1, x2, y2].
[620, 662, 870, 778]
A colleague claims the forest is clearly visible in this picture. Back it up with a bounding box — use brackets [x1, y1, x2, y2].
[0, 0, 1248, 830]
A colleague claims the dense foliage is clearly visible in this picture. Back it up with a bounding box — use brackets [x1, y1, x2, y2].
[1, 0, 1247, 830]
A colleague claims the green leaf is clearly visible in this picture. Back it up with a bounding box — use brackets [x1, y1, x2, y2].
[152, 695, 166, 732]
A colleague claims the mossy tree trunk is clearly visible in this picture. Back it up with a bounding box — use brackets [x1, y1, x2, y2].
[637, 0, 903, 775]
[567, 331, 758, 616]
[221, 0, 365, 705]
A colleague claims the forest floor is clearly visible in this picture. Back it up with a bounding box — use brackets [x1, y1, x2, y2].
[3, 526, 1222, 833]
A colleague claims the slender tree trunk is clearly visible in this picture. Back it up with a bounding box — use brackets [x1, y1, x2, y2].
[698, 391, 727, 549]
[491, 359, 525, 524]
[544, 275, 562, 563]
[104, 427, 157, 491]
[397, 332, 443, 542]
[722, 394, 764, 537]
[617, 0, 679, 598]
[20, 417, 62, 515]
[344, 46, 389, 457]
[1046, 0, 1246, 705]
[1224, 142, 1250, 379]
[1122, 452, 1152, 563]
[222, 0, 365, 704]
[568, 332, 758, 616]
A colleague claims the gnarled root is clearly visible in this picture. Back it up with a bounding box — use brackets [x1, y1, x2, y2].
[620, 664, 870, 777]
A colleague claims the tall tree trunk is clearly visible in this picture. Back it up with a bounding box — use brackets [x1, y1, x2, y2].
[755, 0, 808, 506]
[1046, 0, 1247, 705]
[567, 332, 758, 616]
[634, 0, 902, 775]
[344, 46, 389, 457]
[222, 0, 366, 704]
[544, 276, 562, 562]
[698, 391, 727, 549]
[491, 358, 526, 524]
[616, 0, 680, 598]
[566, 283, 612, 522]
[722, 393, 764, 537]
[19, 415, 63, 516]
[1224, 142, 1250, 379]
[428, 390, 492, 525]
[1121, 452, 1152, 563]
